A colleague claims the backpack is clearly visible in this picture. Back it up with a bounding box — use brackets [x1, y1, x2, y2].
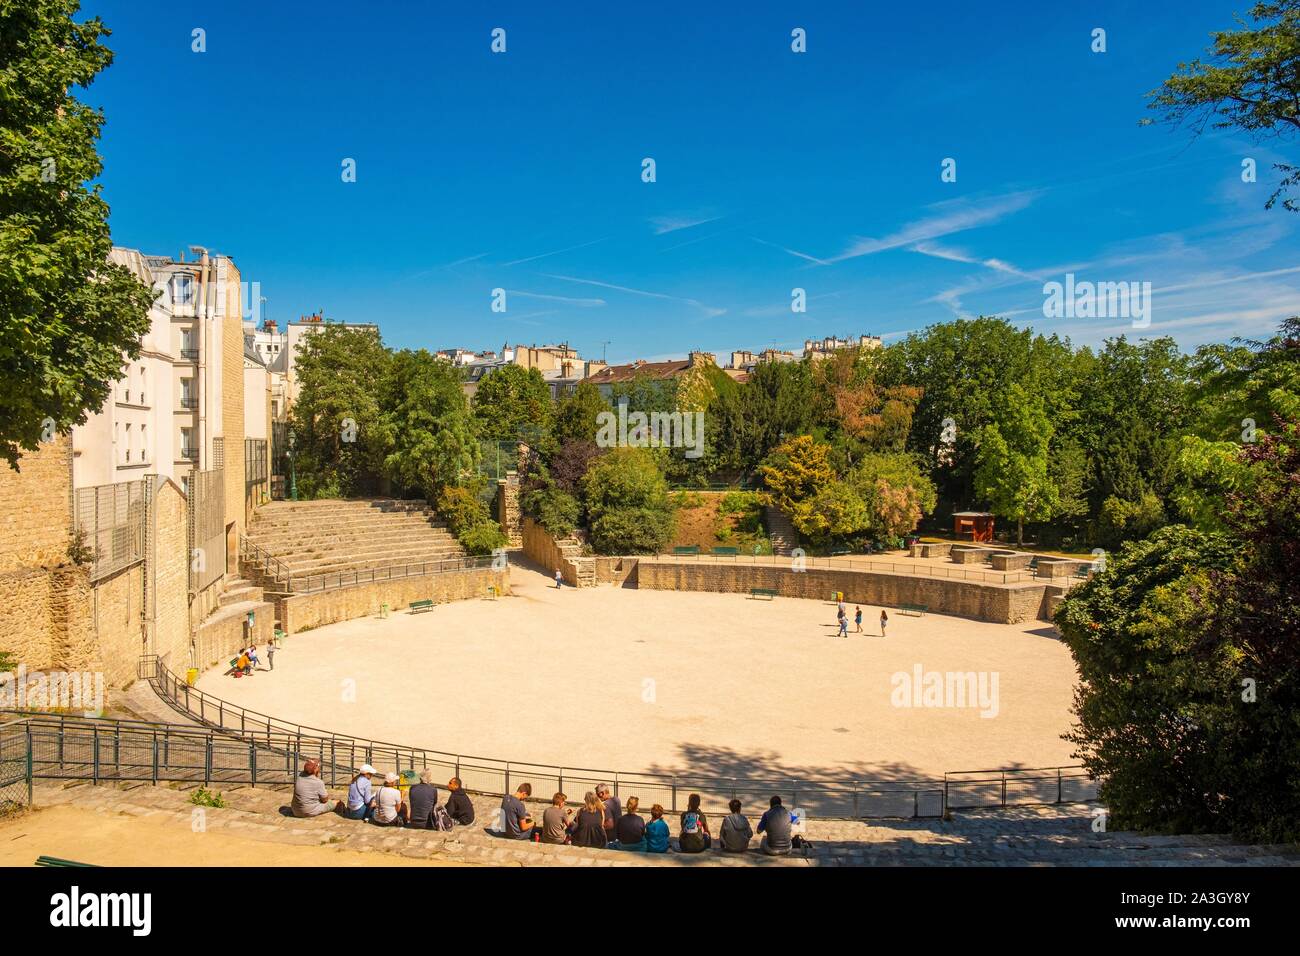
[682, 811, 701, 834]
[432, 804, 455, 831]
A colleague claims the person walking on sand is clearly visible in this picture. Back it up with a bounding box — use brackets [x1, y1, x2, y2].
[854, 606, 863, 634]
[267, 640, 276, 671]
[880, 608, 889, 638]
[554, 569, 563, 589]
[838, 608, 849, 639]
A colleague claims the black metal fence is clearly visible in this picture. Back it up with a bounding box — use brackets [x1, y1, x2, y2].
[140, 657, 1096, 819]
[0, 721, 32, 815]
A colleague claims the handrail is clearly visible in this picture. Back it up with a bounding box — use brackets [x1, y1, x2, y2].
[237, 536, 501, 595]
[134, 656, 1096, 819]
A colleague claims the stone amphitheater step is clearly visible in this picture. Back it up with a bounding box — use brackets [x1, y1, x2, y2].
[764, 505, 798, 557]
[219, 578, 264, 607]
[250, 530, 461, 553]
[28, 780, 1298, 867]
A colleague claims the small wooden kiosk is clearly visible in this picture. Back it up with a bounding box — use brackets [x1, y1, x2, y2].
[953, 511, 995, 543]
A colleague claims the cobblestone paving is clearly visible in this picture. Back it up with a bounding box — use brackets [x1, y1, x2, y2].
[25, 781, 1300, 867]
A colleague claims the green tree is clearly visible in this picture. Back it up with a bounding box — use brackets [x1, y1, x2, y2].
[974, 384, 1059, 546]
[552, 380, 610, 447]
[0, 0, 155, 467]
[382, 349, 478, 496]
[756, 434, 835, 524]
[849, 452, 938, 540]
[1142, 0, 1300, 211]
[289, 325, 391, 497]
[581, 447, 675, 554]
[472, 364, 552, 444]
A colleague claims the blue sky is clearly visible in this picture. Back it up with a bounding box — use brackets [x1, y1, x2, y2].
[82, 0, 1298, 363]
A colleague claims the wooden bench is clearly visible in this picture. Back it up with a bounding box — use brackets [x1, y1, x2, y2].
[749, 588, 777, 601]
[673, 545, 700, 556]
[408, 599, 435, 614]
[900, 604, 928, 617]
[36, 856, 97, 867]
[711, 546, 739, 556]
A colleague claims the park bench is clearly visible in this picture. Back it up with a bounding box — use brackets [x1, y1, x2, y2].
[711, 546, 739, 556]
[830, 548, 851, 556]
[750, 588, 777, 600]
[408, 599, 435, 614]
[1074, 563, 1094, 579]
[900, 604, 928, 617]
[673, 545, 700, 556]
[35, 856, 97, 867]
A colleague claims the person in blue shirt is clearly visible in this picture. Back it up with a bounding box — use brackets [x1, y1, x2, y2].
[344, 764, 377, 820]
[645, 804, 670, 853]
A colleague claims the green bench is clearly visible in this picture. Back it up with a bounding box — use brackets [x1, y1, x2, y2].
[36, 856, 98, 867]
[673, 545, 700, 556]
[711, 546, 739, 556]
[830, 548, 851, 556]
[900, 604, 928, 617]
[409, 599, 435, 614]
[750, 588, 777, 601]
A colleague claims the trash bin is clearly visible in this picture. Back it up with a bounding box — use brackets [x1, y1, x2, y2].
[186, 668, 199, 686]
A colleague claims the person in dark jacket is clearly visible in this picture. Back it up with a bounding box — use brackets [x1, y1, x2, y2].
[570, 791, 608, 848]
[614, 796, 647, 850]
[445, 776, 475, 826]
[405, 769, 439, 828]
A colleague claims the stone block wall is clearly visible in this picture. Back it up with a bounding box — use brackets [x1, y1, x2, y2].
[276, 567, 509, 637]
[149, 480, 191, 674]
[636, 560, 1051, 624]
[193, 601, 275, 671]
[496, 471, 522, 548]
[521, 517, 593, 586]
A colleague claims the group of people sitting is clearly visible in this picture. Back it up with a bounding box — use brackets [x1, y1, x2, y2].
[292, 762, 799, 854]
[228, 644, 267, 677]
[290, 760, 476, 829]
[493, 782, 798, 855]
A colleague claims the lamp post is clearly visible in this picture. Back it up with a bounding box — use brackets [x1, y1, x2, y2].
[288, 430, 297, 501]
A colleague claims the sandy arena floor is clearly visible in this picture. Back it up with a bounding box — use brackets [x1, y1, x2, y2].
[198, 565, 1081, 782]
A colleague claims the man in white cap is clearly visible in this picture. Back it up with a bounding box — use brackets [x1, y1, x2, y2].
[344, 764, 378, 820]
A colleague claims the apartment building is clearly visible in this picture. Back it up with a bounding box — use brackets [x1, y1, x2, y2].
[73, 245, 255, 574]
[283, 313, 379, 405]
[803, 334, 883, 358]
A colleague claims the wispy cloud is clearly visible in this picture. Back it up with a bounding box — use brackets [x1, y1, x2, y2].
[542, 273, 726, 318]
[501, 238, 608, 267]
[650, 213, 724, 235]
[505, 289, 606, 307]
[764, 190, 1041, 267]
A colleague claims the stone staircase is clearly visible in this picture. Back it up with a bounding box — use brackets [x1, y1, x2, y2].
[243, 498, 466, 589]
[763, 505, 798, 557]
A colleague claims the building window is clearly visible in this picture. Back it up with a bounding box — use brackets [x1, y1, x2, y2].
[172, 274, 194, 306]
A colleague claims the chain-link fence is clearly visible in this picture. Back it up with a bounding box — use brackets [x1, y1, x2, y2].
[72, 480, 147, 582]
[188, 467, 225, 594]
[0, 722, 32, 816]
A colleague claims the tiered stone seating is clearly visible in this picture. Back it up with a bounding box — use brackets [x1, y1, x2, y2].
[245, 498, 466, 588]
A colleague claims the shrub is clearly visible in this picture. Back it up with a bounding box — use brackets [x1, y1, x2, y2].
[533, 487, 580, 537]
[459, 520, 507, 556]
[190, 787, 225, 808]
[589, 505, 675, 555]
[436, 482, 489, 537]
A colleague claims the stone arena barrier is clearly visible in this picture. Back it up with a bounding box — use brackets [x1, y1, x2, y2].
[276, 566, 509, 637]
[636, 559, 1050, 624]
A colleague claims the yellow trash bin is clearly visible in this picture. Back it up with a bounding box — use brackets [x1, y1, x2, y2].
[186, 668, 199, 686]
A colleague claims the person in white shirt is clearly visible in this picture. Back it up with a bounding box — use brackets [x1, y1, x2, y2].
[371, 772, 405, 827]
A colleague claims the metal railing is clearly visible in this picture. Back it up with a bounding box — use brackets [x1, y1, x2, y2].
[647, 552, 1038, 585]
[137, 657, 1096, 819]
[238, 539, 503, 595]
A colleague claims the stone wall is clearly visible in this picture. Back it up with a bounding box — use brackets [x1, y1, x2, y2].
[149, 479, 191, 674]
[636, 559, 1051, 624]
[594, 556, 638, 586]
[0, 435, 72, 574]
[92, 562, 144, 688]
[276, 567, 509, 637]
[496, 471, 522, 548]
[193, 600, 275, 672]
[521, 517, 593, 586]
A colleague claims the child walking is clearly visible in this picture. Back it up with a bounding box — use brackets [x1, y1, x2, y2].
[880, 609, 889, 638]
[854, 606, 863, 634]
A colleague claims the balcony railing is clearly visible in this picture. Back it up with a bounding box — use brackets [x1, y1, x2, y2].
[180, 447, 198, 461]
[179, 348, 199, 361]
[179, 396, 198, 409]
